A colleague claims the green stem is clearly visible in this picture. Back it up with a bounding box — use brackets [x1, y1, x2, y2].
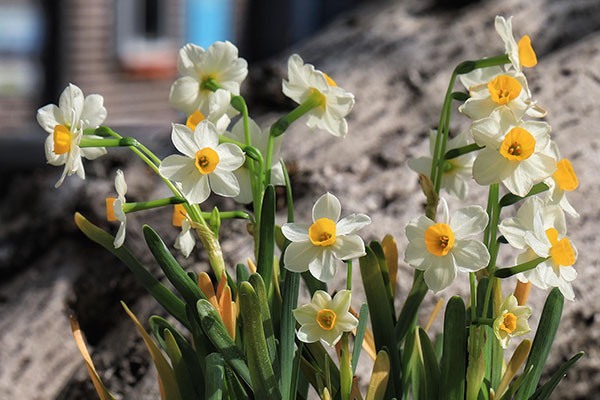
[469, 272, 477, 323]
[472, 318, 494, 326]
[483, 184, 498, 246]
[346, 260, 353, 291]
[79, 137, 137, 148]
[201, 77, 223, 92]
[122, 196, 185, 213]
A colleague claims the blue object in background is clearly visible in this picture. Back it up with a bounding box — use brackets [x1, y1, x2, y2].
[185, 0, 233, 48]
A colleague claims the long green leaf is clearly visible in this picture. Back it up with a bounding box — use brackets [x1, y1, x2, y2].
[239, 282, 281, 400]
[530, 351, 584, 400]
[143, 225, 205, 306]
[150, 316, 204, 397]
[205, 353, 225, 400]
[248, 274, 278, 372]
[369, 240, 395, 321]
[418, 328, 440, 399]
[352, 303, 369, 375]
[301, 271, 327, 295]
[74, 213, 188, 327]
[257, 184, 276, 292]
[515, 288, 564, 399]
[359, 246, 401, 395]
[440, 296, 467, 400]
[196, 299, 252, 388]
[164, 329, 197, 400]
[280, 270, 300, 399]
[289, 342, 304, 400]
[395, 271, 428, 344]
[224, 363, 249, 399]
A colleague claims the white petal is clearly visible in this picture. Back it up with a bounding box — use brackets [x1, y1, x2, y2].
[335, 313, 359, 332]
[404, 240, 429, 270]
[215, 143, 245, 171]
[270, 163, 286, 186]
[460, 97, 497, 121]
[407, 156, 432, 176]
[450, 206, 488, 238]
[169, 76, 201, 115]
[59, 83, 84, 126]
[296, 324, 322, 343]
[115, 169, 127, 197]
[284, 241, 319, 273]
[311, 290, 333, 309]
[310, 249, 337, 282]
[332, 235, 366, 260]
[175, 221, 196, 257]
[231, 168, 253, 204]
[437, 198, 450, 224]
[159, 155, 198, 182]
[557, 280, 575, 301]
[336, 214, 371, 236]
[81, 94, 107, 128]
[45, 134, 64, 165]
[470, 115, 502, 148]
[281, 223, 310, 242]
[193, 120, 220, 149]
[451, 240, 490, 271]
[114, 221, 126, 248]
[330, 290, 352, 316]
[182, 173, 211, 204]
[423, 257, 457, 292]
[312, 193, 341, 222]
[405, 216, 433, 241]
[209, 170, 240, 197]
[80, 145, 107, 160]
[178, 43, 205, 76]
[37, 104, 63, 134]
[443, 172, 468, 201]
[293, 304, 318, 325]
[473, 148, 513, 186]
[171, 124, 198, 158]
[499, 217, 528, 249]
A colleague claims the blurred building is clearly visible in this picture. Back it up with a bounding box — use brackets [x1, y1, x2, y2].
[0, 0, 363, 137]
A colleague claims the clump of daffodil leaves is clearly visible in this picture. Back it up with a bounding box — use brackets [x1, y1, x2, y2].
[40, 16, 583, 400]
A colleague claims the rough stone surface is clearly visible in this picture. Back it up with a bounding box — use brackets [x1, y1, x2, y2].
[2, 0, 600, 398]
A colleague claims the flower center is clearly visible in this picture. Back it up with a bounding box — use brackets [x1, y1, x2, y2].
[307, 87, 327, 109]
[500, 312, 517, 334]
[200, 74, 218, 91]
[53, 124, 72, 155]
[106, 198, 117, 221]
[554, 159, 578, 192]
[172, 204, 187, 227]
[194, 147, 219, 174]
[488, 75, 522, 105]
[323, 73, 337, 87]
[309, 218, 337, 246]
[518, 35, 537, 68]
[500, 127, 536, 161]
[316, 308, 337, 330]
[545, 228, 575, 268]
[424, 223, 455, 256]
[441, 160, 457, 174]
[186, 110, 205, 131]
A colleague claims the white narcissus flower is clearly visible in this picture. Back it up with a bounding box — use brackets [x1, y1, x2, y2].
[185, 89, 234, 134]
[293, 290, 358, 347]
[36, 83, 107, 187]
[495, 16, 538, 72]
[459, 71, 545, 121]
[282, 54, 355, 138]
[404, 199, 490, 292]
[543, 141, 579, 218]
[159, 120, 245, 204]
[408, 130, 474, 201]
[169, 41, 248, 116]
[172, 204, 196, 257]
[493, 294, 531, 349]
[471, 107, 556, 197]
[498, 197, 577, 300]
[282, 193, 370, 282]
[106, 169, 127, 248]
[224, 117, 285, 204]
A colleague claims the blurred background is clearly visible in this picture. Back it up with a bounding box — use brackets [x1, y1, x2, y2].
[2, 0, 600, 399]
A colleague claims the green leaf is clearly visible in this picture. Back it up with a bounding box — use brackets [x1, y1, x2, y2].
[74, 213, 188, 327]
[418, 328, 440, 399]
[444, 143, 482, 159]
[529, 351, 584, 400]
[451, 91, 470, 101]
[494, 257, 548, 278]
[248, 274, 278, 374]
[352, 303, 369, 375]
[359, 246, 401, 395]
[143, 225, 205, 306]
[301, 271, 327, 296]
[515, 288, 564, 399]
[280, 270, 300, 399]
[224, 362, 249, 399]
[370, 240, 395, 322]
[289, 343, 304, 400]
[440, 296, 467, 400]
[257, 185, 276, 293]
[433, 333, 443, 363]
[301, 342, 340, 394]
[164, 329, 198, 400]
[366, 350, 391, 400]
[239, 282, 281, 400]
[196, 299, 252, 389]
[340, 335, 353, 400]
[185, 303, 212, 372]
[498, 365, 533, 400]
[395, 271, 428, 345]
[498, 182, 549, 208]
[150, 316, 204, 397]
[236, 263, 250, 284]
[205, 353, 225, 400]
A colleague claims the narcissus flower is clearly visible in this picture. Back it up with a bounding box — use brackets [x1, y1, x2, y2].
[499, 197, 577, 300]
[293, 290, 358, 347]
[169, 41, 247, 116]
[493, 294, 531, 348]
[282, 193, 370, 281]
[106, 169, 127, 248]
[404, 199, 490, 292]
[282, 54, 355, 138]
[223, 117, 285, 204]
[185, 88, 234, 133]
[36, 83, 107, 187]
[408, 130, 474, 200]
[173, 204, 196, 257]
[495, 16, 538, 72]
[459, 71, 545, 121]
[544, 142, 579, 218]
[159, 120, 245, 204]
[471, 107, 556, 197]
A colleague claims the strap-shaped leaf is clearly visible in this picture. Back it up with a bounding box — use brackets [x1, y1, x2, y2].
[352, 303, 369, 374]
[239, 282, 281, 400]
[369, 240, 395, 320]
[366, 350, 390, 400]
[205, 353, 225, 400]
[418, 328, 440, 399]
[248, 274, 278, 372]
[164, 329, 197, 400]
[495, 339, 531, 399]
[529, 351, 584, 400]
[515, 288, 564, 399]
[301, 271, 327, 296]
[395, 271, 428, 345]
[280, 270, 300, 400]
[440, 296, 467, 400]
[196, 299, 252, 388]
[381, 235, 399, 298]
[257, 185, 276, 293]
[143, 225, 205, 306]
[74, 213, 188, 327]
